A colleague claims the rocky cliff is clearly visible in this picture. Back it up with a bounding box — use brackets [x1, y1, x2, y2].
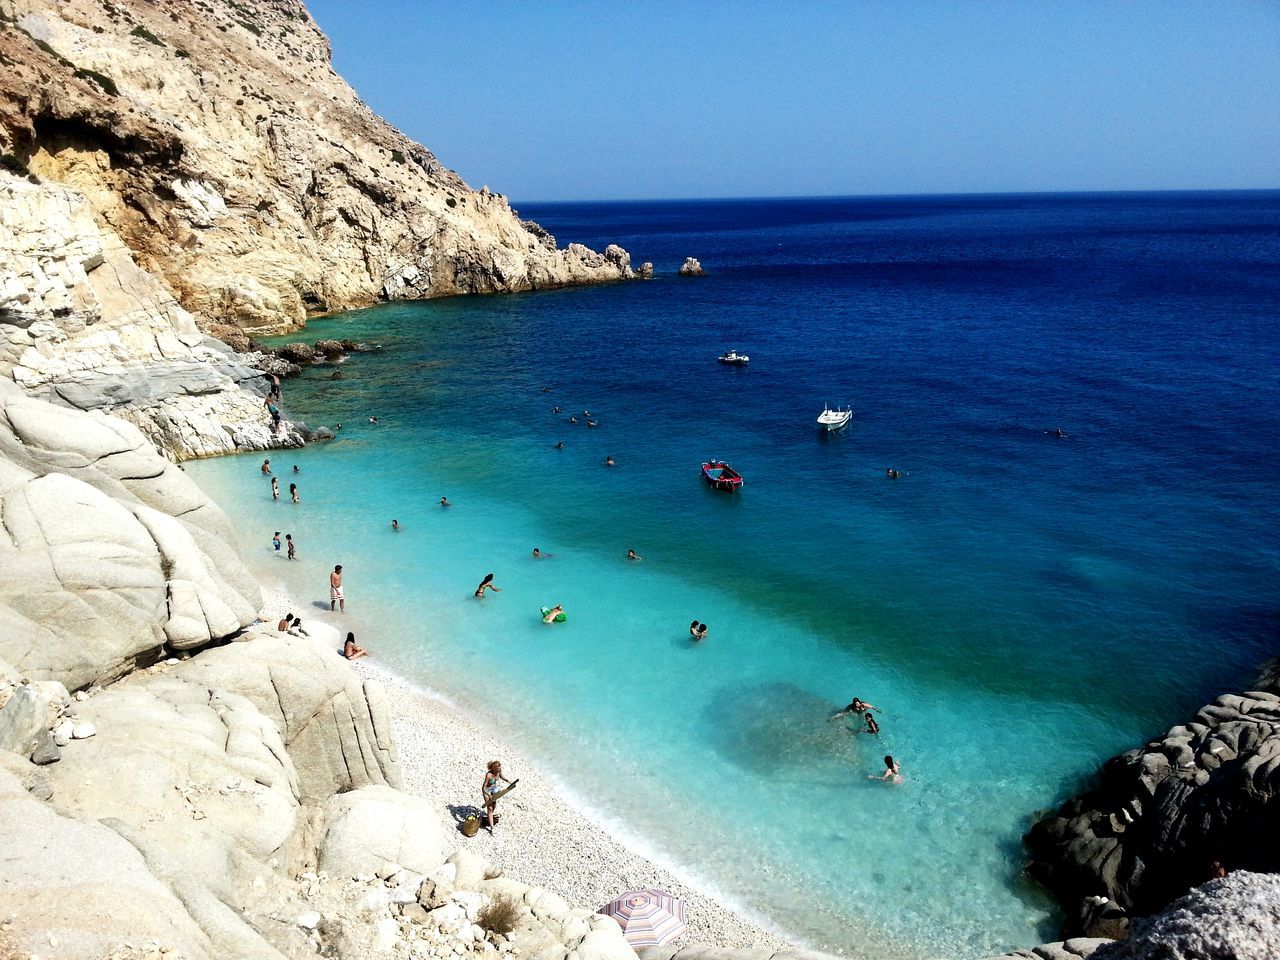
[0, 0, 637, 459]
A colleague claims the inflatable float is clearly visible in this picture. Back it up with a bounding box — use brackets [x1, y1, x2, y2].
[540, 606, 567, 623]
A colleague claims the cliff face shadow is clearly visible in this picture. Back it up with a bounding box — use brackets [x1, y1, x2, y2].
[702, 681, 863, 787]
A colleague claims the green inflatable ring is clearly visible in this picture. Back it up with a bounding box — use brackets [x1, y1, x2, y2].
[540, 606, 568, 623]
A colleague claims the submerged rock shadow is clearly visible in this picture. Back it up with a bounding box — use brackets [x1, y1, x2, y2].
[702, 680, 867, 788]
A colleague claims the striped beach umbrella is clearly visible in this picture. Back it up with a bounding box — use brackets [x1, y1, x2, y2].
[599, 889, 686, 947]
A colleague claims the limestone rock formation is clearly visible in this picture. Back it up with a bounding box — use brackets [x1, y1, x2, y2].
[1025, 673, 1280, 915]
[1089, 871, 1280, 960]
[0, 171, 301, 458]
[318, 785, 446, 878]
[0, 383, 260, 689]
[679, 257, 705, 276]
[0, 0, 636, 337]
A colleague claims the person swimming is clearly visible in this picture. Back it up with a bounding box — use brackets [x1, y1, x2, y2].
[440, 496, 451, 507]
[474, 573, 500, 598]
[862, 712, 880, 735]
[873, 755, 902, 783]
[391, 519, 400, 531]
[553, 406, 561, 414]
[627, 549, 641, 560]
[604, 455, 615, 466]
[569, 416, 578, 424]
[531, 548, 552, 559]
[691, 622, 708, 642]
[831, 697, 879, 719]
[554, 441, 564, 449]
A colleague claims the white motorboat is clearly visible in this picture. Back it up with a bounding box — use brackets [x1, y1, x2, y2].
[717, 350, 750, 365]
[817, 405, 853, 431]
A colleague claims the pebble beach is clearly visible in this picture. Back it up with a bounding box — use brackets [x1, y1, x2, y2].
[258, 584, 793, 952]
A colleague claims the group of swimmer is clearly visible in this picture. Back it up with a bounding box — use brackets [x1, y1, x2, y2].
[831, 697, 901, 784]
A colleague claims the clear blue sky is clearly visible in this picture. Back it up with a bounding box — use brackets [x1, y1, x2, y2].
[306, 1, 1279, 202]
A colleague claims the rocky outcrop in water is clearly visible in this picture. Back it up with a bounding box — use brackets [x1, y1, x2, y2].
[678, 257, 705, 276]
[982, 872, 1280, 960]
[1024, 669, 1280, 917]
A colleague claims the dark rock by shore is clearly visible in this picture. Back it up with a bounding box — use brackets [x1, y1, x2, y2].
[1025, 664, 1280, 917]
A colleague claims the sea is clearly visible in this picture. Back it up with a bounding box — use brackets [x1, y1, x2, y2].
[187, 192, 1280, 959]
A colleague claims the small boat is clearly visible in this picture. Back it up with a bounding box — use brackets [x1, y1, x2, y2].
[817, 405, 853, 431]
[702, 460, 743, 491]
[717, 350, 750, 366]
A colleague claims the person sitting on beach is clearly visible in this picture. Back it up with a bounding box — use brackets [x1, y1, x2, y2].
[481, 760, 510, 833]
[604, 455, 615, 466]
[261, 458, 271, 475]
[542, 604, 565, 624]
[289, 616, 310, 637]
[343, 632, 368, 660]
[872, 755, 902, 783]
[289, 483, 299, 503]
[474, 573, 501, 598]
[440, 496, 451, 507]
[277, 612, 293, 632]
[627, 549, 642, 560]
[391, 519, 400, 531]
[862, 712, 880, 735]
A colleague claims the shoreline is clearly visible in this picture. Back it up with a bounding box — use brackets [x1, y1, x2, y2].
[256, 581, 798, 953]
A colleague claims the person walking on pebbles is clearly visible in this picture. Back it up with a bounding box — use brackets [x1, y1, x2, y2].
[330, 564, 345, 612]
[481, 760, 511, 833]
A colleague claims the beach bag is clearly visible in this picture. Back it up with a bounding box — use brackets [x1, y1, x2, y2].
[461, 815, 480, 838]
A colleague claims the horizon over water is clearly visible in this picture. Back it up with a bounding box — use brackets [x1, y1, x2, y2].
[189, 191, 1280, 959]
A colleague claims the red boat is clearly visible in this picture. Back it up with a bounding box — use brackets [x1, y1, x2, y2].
[701, 460, 743, 491]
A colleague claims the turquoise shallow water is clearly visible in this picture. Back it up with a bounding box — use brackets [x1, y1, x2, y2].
[188, 194, 1280, 958]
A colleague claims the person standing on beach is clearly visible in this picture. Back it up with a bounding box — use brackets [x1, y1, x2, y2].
[474, 573, 500, 598]
[273, 532, 281, 552]
[330, 565, 345, 613]
[290, 483, 299, 503]
[286, 534, 296, 560]
[481, 760, 510, 833]
[271, 477, 280, 500]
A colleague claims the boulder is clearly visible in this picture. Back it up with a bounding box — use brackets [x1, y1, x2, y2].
[276, 342, 317, 365]
[1089, 871, 1280, 960]
[678, 257, 704, 276]
[0, 387, 260, 689]
[318, 785, 447, 878]
[1026, 672, 1280, 915]
[314, 339, 346, 358]
[167, 630, 399, 798]
[0, 766, 231, 960]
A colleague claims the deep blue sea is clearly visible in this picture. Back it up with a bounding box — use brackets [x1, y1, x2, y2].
[189, 192, 1280, 959]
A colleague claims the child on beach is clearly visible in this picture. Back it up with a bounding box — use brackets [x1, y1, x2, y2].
[286, 534, 296, 560]
[273, 532, 281, 552]
[481, 760, 510, 833]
